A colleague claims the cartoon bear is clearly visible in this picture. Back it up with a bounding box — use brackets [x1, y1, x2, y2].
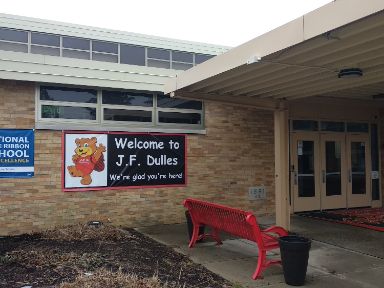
[67, 137, 106, 185]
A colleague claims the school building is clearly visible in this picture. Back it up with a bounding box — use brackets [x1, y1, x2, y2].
[0, 0, 383, 235]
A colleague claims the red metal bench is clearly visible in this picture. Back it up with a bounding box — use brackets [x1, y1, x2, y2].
[183, 198, 288, 280]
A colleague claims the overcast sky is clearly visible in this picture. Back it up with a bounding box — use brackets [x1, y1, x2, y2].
[1, 0, 333, 47]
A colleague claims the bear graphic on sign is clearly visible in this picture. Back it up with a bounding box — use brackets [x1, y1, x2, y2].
[67, 137, 106, 185]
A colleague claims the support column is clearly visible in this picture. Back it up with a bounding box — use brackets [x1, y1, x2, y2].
[274, 108, 290, 230]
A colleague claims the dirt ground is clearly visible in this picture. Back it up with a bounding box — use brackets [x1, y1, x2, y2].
[0, 225, 232, 288]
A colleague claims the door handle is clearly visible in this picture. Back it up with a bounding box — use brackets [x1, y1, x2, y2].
[348, 170, 352, 183]
[322, 170, 326, 183]
[294, 171, 298, 185]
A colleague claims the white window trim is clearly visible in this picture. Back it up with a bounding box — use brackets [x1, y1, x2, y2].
[0, 39, 28, 46]
[171, 60, 194, 65]
[62, 47, 90, 53]
[31, 43, 60, 49]
[92, 51, 118, 56]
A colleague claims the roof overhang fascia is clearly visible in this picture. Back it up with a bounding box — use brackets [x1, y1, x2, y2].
[171, 91, 279, 111]
[164, 0, 384, 95]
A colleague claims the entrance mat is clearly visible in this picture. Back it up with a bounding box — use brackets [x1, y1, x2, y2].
[297, 208, 384, 232]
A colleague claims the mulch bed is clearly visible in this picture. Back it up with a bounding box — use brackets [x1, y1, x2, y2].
[298, 208, 384, 232]
[0, 224, 232, 288]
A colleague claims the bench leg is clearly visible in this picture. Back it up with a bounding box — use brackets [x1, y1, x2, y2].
[189, 226, 222, 247]
[212, 228, 223, 245]
[188, 224, 201, 248]
[252, 249, 266, 280]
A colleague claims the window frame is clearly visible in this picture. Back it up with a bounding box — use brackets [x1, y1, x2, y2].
[91, 40, 119, 63]
[0, 27, 29, 53]
[36, 84, 205, 133]
[101, 89, 156, 127]
[291, 119, 370, 133]
[155, 95, 204, 129]
[146, 47, 171, 69]
[0, 26, 217, 68]
[37, 84, 99, 124]
[156, 108, 204, 127]
[30, 32, 61, 56]
[171, 51, 194, 70]
[102, 106, 154, 125]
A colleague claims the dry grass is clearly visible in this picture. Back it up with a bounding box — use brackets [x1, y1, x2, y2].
[2, 224, 230, 288]
[41, 223, 131, 241]
[59, 269, 166, 288]
[7, 248, 104, 270]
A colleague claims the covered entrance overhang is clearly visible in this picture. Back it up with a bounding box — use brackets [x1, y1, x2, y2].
[164, 0, 384, 230]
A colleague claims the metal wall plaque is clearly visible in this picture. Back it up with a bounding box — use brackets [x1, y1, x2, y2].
[249, 186, 266, 200]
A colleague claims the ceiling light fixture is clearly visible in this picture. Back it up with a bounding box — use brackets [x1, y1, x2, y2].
[338, 68, 363, 78]
[247, 55, 261, 65]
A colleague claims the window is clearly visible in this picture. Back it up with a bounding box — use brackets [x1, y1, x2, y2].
[120, 44, 145, 66]
[147, 48, 170, 69]
[31, 32, 60, 56]
[157, 94, 203, 126]
[292, 120, 318, 131]
[92, 40, 118, 63]
[102, 90, 153, 107]
[320, 121, 345, 132]
[0, 27, 28, 42]
[171, 51, 194, 70]
[102, 90, 154, 124]
[158, 111, 201, 124]
[62, 36, 90, 60]
[157, 94, 202, 110]
[63, 37, 90, 50]
[0, 27, 28, 53]
[104, 109, 152, 122]
[41, 105, 96, 120]
[38, 85, 204, 131]
[93, 41, 118, 54]
[0, 26, 218, 68]
[31, 32, 60, 46]
[40, 86, 97, 103]
[347, 122, 369, 133]
[195, 54, 214, 64]
[39, 86, 97, 121]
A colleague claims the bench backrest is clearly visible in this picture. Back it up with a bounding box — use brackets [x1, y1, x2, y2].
[184, 198, 264, 245]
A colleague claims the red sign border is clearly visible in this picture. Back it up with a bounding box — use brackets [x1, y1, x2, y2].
[62, 131, 187, 192]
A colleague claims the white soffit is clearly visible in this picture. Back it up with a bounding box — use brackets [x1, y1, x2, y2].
[164, 0, 384, 107]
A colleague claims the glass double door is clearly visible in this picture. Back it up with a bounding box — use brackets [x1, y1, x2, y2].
[291, 133, 370, 212]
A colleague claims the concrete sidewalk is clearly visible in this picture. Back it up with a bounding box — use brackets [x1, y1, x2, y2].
[136, 216, 384, 287]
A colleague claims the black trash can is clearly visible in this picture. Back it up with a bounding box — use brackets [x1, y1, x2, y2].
[185, 210, 205, 242]
[279, 235, 311, 286]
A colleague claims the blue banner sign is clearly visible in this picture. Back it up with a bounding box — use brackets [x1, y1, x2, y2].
[0, 129, 34, 178]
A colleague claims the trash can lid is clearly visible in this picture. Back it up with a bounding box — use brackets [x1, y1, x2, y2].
[279, 235, 311, 244]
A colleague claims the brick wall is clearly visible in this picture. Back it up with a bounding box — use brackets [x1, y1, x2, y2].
[0, 79, 275, 235]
